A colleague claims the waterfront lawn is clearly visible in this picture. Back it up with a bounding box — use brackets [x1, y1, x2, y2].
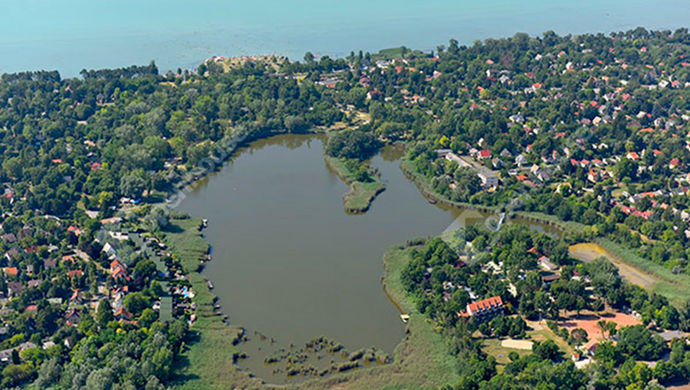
[325, 156, 385, 214]
[162, 216, 262, 390]
[300, 245, 461, 389]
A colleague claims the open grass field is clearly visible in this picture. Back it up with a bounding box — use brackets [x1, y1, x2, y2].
[569, 240, 690, 306]
[482, 338, 532, 368]
[527, 323, 575, 357]
[325, 156, 385, 214]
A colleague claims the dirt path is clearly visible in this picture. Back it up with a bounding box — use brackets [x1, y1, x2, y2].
[569, 243, 658, 289]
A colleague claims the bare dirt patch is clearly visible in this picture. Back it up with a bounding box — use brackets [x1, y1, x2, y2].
[559, 310, 642, 348]
[501, 339, 533, 350]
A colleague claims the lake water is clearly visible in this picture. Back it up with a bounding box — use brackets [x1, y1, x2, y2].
[1, 0, 688, 77]
[178, 134, 558, 383]
[179, 135, 461, 358]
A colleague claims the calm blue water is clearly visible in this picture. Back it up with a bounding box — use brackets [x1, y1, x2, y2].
[1, 0, 688, 77]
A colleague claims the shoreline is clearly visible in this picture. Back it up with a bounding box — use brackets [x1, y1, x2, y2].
[398, 158, 580, 234]
[159, 216, 264, 389]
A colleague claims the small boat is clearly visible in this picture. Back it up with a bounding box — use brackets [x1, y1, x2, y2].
[400, 314, 410, 323]
[207, 280, 214, 289]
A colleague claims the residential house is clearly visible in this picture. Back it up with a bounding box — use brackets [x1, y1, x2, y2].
[65, 308, 81, 326]
[7, 282, 22, 297]
[465, 296, 504, 320]
[626, 151, 640, 160]
[445, 152, 499, 188]
[538, 256, 559, 271]
[26, 280, 41, 289]
[515, 154, 527, 166]
[541, 274, 560, 286]
[114, 308, 132, 321]
[2, 267, 18, 277]
[70, 290, 84, 306]
[537, 170, 552, 182]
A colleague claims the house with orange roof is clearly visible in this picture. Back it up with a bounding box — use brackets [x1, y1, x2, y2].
[61, 254, 77, 264]
[70, 289, 84, 305]
[111, 260, 130, 282]
[114, 308, 132, 321]
[110, 259, 125, 271]
[626, 151, 640, 160]
[67, 226, 82, 236]
[465, 296, 504, 320]
[65, 308, 81, 326]
[2, 267, 18, 277]
[588, 169, 600, 183]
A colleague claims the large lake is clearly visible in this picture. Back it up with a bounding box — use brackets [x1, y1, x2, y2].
[179, 135, 464, 353]
[1, 0, 689, 76]
[177, 134, 558, 382]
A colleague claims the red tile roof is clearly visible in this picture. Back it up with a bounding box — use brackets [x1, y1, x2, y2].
[467, 296, 503, 316]
[2, 267, 18, 276]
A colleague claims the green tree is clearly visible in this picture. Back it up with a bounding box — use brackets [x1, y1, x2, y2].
[614, 158, 638, 181]
[96, 299, 114, 326]
[119, 175, 147, 199]
[618, 325, 665, 360]
[2, 157, 22, 179]
[123, 292, 150, 317]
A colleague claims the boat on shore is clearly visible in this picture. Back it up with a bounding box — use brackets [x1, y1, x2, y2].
[207, 279, 214, 289]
